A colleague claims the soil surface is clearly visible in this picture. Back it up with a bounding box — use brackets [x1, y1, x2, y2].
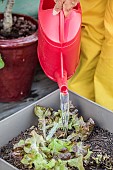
[85, 126, 113, 170]
[0, 16, 37, 39]
[0, 126, 113, 170]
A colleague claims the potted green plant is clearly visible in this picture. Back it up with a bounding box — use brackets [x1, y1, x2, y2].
[0, 0, 38, 102]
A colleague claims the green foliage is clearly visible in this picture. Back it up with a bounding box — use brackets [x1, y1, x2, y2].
[0, 55, 5, 69]
[68, 156, 85, 170]
[54, 159, 68, 170]
[13, 104, 95, 170]
[46, 122, 59, 141]
[48, 138, 73, 154]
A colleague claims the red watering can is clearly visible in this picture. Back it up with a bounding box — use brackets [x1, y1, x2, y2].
[38, 0, 82, 94]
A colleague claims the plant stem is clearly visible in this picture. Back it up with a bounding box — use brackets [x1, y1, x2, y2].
[3, 0, 15, 33]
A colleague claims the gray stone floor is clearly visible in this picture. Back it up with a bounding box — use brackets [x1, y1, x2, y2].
[0, 65, 58, 120]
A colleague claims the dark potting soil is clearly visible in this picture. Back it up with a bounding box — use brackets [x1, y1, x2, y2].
[85, 127, 113, 170]
[0, 126, 113, 170]
[0, 16, 37, 39]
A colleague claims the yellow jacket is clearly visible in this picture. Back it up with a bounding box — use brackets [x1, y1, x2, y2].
[68, 0, 113, 111]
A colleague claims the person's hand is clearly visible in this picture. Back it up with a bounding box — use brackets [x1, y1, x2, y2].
[53, 0, 79, 17]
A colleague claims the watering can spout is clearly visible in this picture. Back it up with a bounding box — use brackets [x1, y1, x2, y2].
[54, 69, 68, 94]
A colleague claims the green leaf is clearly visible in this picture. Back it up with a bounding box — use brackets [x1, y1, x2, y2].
[83, 149, 92, 165]
[46, 122, 59, 141]
[68, 121, 73, 130]
[30, 130, 45, 147]
[21, 154, 31, 165]
[63, 141, 73, 152]
[46, 159, 56, 169]
[67, 132, 79, 141]
[45, 108, 53, 117]
[23, 130, 45, 154]
[48, 138, 64, 154]
[13, 139, 25, 149]
[71, 115, 95, 141]
[21, 151, 47, 169]
[68, 155, 85, 170]
[34, 106, 54, 138]
[48, 138, 73, 155]
[0, 55, 5, 69]
[34, 105, 46, 118]
[84, 149, 92, 160]
[41, 146, 51, 154]
[54, 159, 68, 170]
[33, 153, 47, 170]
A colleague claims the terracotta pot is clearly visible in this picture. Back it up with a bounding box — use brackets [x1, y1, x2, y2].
[0, 13, 38, 102]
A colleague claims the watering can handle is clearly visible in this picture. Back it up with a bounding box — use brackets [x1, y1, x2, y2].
[59, 3, 81, 43]
[59, 11, 64, 43]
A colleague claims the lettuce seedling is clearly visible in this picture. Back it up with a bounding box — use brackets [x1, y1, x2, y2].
[13, 104, 95, 170]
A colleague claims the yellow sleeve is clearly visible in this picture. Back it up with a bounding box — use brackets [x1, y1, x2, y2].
[68, 0, 107, 101]
[94, 0, 113, 111]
